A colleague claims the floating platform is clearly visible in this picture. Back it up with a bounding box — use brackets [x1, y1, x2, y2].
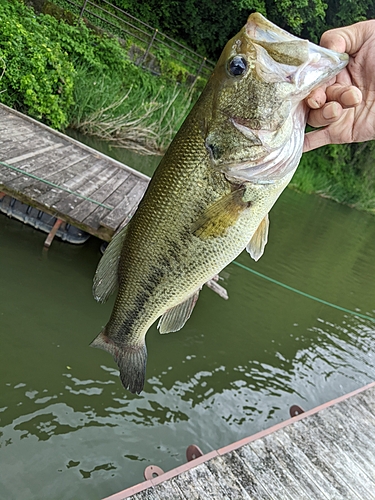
[0, 193, 90, 244]
[0, 103, 150, 242]
[104, 381, 375, 499]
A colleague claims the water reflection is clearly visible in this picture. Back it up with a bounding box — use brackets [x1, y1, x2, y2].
[1, 180, 375, 499]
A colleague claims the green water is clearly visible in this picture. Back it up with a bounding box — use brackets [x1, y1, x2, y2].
[1, 140, 375, 500]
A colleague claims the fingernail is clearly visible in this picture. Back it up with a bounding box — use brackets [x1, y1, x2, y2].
[322, 102, 340, 120]
[342, 88, 361, 106]
[307, 98, 320, 109]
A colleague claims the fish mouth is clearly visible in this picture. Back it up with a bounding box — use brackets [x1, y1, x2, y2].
[245, 13, 348, 96]
[222, 106, 307, 184]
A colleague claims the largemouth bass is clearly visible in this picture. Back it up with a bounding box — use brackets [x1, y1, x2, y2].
[92, 13, 348, 394]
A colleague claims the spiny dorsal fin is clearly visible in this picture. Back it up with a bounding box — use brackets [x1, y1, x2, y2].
[192, 187, 248, 240]
[246, 214, 269, 261]
[92, 225, 128, 303]
[158, 290, 200, 334]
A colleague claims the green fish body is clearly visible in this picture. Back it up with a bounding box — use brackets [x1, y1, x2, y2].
[92, 13, 348, 393]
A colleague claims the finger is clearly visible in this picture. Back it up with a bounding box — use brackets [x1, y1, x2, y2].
[326, 84, 362, 108]
[307, 101, 343, 128]
[303, 128, 333, 152]
[320, 20, 375, 55]
[306, 87, 327, 109]
[320, 31, 346, 53]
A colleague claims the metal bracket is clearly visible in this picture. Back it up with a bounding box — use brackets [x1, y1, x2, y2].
[144, 465, 164, 480]
[290, 405, 305, 417]
[44, 218, 63, 248]
[186, 444, 203, 462]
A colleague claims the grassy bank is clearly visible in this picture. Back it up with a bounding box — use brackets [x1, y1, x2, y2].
[0, 0, 198, 154]
[292, 142, 375, 213]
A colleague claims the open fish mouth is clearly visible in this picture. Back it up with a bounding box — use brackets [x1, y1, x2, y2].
[246, 13, 349, 96]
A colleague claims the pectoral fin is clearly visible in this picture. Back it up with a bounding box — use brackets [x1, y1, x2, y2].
[192, 187, 248, 239]
[92, 225, 128, 303]
[158, 290, 200, 334]
[246, 214, 269, 261]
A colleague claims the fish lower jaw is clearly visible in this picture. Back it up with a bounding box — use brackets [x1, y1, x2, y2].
[223, 128, 303, 184]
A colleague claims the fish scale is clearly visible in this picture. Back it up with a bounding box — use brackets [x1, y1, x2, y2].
[91, 13, 348, 394]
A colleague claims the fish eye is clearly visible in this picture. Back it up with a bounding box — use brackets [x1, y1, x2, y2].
[227, 56, 247, 77]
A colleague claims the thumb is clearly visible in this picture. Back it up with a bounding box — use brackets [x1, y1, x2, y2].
[320, 20, 375, 55]
[303, 128, 332, 153]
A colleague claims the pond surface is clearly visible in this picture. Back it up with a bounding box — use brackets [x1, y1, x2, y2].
[1, 137, 375, 500]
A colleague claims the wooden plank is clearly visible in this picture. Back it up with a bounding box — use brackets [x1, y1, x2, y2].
[216, 451, 274, 499]
[236, 445, 294, 499]
[128, 489, 160, 500]
[284, 418, 363, 499]
[0, 133, 43, 157]
[5, 143, 65, 164]
[1, 145, 77, 183]
[359, 386, 375, 408]
[69, 169, 130, 225]
[204, 455, 254, 499]
[51, 161, 117, 215]
[259, 431, 333, 499]
[274, 427, 348, 500]
[83, 175, 140, 231]
[184, 462, 241, 498]
[100, 179, 148, 230]
[149, 481, 188, 499]
[323, 403, 375, 459]
[320, 401, 375, 484]
[0, 133, 49, 153]
[285, 418, 374, 499]
[247, 437, 318, 500]
[0, 125, 35, 140]
[170, 474, 208, 499]
[5, 150, 91, 192]
[23, 156, 100, 209]
[356, 392, 375, 416]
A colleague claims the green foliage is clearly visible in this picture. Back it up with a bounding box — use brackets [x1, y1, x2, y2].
[0, 0, 138, 128]
[266, 0, 327, 42]
[0, 0, 75, 128]
[111, 0, 330, 58]
[325, 0, 374, 28]
[69, 64, 197, 153]
[293, 142, 375, 211]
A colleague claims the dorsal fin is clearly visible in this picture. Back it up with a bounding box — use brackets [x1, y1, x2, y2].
[246, 214, 269, 261]
[92, 225, 128, 303]
[157, 291, 200, 334]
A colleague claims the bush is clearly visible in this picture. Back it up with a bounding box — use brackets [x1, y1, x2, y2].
[0, 1, 75, 128]
[0, 0, 136, 128]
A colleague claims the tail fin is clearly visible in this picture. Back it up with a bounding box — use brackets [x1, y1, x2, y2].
[90, 331, 147, 394]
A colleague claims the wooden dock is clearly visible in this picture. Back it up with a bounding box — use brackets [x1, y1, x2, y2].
[104, 381, 375, 500]
[0, 103, 150, 241]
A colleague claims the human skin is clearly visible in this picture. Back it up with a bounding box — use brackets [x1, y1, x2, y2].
[303, 20, 375, 152]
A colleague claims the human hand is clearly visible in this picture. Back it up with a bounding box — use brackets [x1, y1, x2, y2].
[304, 20, 375, 152]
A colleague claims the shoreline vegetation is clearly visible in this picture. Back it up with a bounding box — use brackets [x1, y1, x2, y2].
[1, 0, 375, 212]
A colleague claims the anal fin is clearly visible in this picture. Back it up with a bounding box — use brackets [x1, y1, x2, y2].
[158, 290, 200, 334]
[246, 214, 269, 261]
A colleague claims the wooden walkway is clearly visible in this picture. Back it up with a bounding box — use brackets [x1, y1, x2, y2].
[0, 103, 150, 241]
[104, 381, 375, 500]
